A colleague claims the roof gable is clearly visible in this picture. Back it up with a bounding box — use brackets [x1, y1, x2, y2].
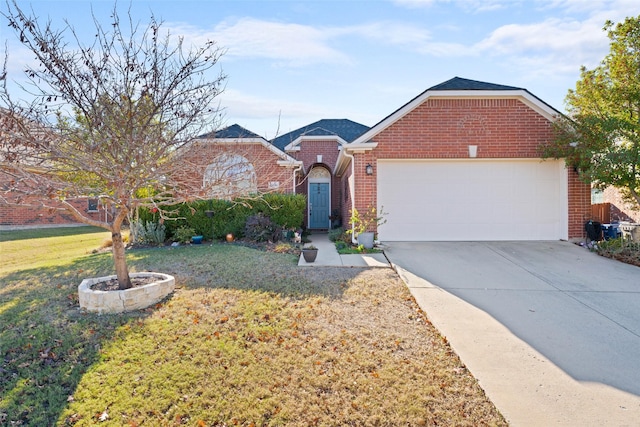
[271, 119, 369, 151]
[350, 76, 560, 145]
[193, 123, 300, 166]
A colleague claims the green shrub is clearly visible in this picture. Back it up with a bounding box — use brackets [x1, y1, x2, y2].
[137, 193, 305, 243]
[174, 226, 196, 244]
[260, 193, 306, 229]
[596, 237, 640, 254]
[328, 227, 344, 242]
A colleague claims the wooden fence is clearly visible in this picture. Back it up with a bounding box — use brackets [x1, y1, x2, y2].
[591, 203, 610, 224]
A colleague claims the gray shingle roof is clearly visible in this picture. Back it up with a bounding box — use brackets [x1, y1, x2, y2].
[271, 119, 369, 151]
[429, 76, 523, 91]
[198, 124, 262, 139]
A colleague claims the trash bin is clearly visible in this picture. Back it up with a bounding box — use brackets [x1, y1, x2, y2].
[601, 224, 620, 240]
[585, 220, 602, 241]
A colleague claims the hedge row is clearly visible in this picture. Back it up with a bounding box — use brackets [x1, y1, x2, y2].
[138, 193, 306, 241]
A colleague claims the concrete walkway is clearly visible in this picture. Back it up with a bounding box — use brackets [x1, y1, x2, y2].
[297, 233, 389, 267]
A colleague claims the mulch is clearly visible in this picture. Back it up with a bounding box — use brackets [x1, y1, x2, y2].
[90, 275, 160, 291]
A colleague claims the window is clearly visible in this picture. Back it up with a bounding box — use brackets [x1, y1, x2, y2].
[591, 188, 604, 204]
[88, 198, 99, 212]
[203, 154, 257, 199]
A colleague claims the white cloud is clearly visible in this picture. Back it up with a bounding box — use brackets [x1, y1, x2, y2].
[394, 0, 510, 12]
[341, 22, 432, 47]
[169, 18, 351, 67]
[3, 41, 39, 76]
[473, 16, 610, 75]
[220, 88, 326, 120]
[170, 18, 441, 67]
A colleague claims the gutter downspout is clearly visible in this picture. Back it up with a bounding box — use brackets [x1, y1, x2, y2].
[341, 148, 358, 245]
[290, 161, 303, 194]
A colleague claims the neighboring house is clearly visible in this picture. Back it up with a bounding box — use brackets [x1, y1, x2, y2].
[0, 195, 106, 227]
[0, 110, 105, 228]
[2, 77, 592, 240]
[594, 187, 640, 223]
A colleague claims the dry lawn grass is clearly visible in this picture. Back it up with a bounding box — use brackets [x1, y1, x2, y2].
[1, 232, 506, 426]
[61, 264, 505, 426]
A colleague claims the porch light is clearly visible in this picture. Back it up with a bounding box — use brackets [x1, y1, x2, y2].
[365, 164, 373, 175]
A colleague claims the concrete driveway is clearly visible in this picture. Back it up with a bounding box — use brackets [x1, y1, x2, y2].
[384, 241, 640, 426]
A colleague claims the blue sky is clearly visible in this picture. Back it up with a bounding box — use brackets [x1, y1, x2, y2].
[2, 0, 637, 139]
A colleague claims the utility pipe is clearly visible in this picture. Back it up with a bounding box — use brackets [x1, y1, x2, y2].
[341, 148, 358, 245]
[292, 162, 302, 194]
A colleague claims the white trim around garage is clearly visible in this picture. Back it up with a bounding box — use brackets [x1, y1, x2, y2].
[377, 159, 569, 241]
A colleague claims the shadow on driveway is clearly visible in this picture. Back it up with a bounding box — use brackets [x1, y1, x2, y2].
[385, 241, 640, 424]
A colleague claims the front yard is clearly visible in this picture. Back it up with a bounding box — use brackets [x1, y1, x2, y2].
[0, 228, 506, 426]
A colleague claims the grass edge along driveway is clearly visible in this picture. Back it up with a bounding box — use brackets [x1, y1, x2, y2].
[0, 227, 506, 426]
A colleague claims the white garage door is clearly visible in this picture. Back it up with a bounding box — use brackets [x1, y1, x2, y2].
[377, 159, 568, 241]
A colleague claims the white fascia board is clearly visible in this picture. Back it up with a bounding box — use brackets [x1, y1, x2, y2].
[277, 159, 303, 167]
[284, 135, 348, 152]
[199, 137, 298, 163]
[334, 142, 378, 176]
[284, 144, 300, 152]
[343, 141, 378, 153]
[351, 89, 560, 145]
[208, 137, 269, 144]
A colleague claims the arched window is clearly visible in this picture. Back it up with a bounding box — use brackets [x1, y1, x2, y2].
[203, 153, 257, 199]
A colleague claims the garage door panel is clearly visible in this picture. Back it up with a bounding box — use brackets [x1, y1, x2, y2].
[378, 160, 567, 241]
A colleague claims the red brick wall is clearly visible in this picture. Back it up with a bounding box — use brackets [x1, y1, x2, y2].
[0, 197, 104, 227]
[292, 139, 343, 228]
[178, 142, 295, 195]
[568, 168, 592, 238]
[373, 99, 552, 158]
[354, 97, 591, 239]
[603, 186, 640, 223]
[340, 167, 352, 232]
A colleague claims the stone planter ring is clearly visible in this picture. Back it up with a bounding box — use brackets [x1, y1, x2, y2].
[78, 272, 175, 314]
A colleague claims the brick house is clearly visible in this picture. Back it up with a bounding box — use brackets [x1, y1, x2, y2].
[334, 77, 591, 241]
[0, 196, 105, 228]
[2, 77, 592, 240]
[186, 77, 589, 241]
[0, 109, 106, 228]
[596, 187, 640, 224]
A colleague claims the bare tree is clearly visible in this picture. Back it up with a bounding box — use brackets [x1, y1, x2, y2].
[0, 1, 226, 289]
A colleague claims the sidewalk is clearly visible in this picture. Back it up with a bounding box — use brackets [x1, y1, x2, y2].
[297, 233, 389, 268]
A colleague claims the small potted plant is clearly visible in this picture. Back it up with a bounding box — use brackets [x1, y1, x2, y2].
[347, 205, 387, 249]
[302, 245, 318, 263]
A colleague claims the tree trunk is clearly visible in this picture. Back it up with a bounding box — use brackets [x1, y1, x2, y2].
[111, 229, 131, 290]
[630, 188, 640, 211]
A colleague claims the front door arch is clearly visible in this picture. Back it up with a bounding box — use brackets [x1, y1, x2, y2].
[308, 167, 330, 229]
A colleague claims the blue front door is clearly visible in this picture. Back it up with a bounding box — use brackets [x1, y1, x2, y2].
[309, 183, 330, 229]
